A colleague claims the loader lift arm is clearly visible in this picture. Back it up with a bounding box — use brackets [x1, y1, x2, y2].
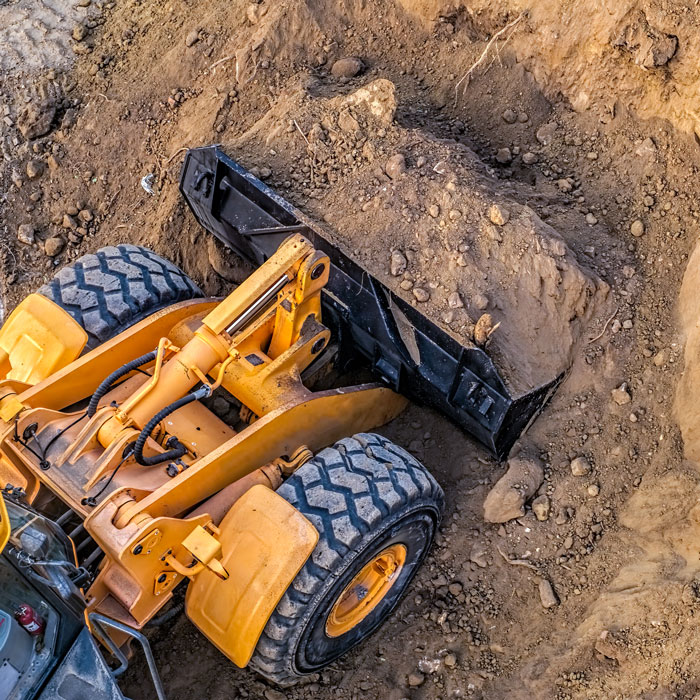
[180, 146, 562, 460]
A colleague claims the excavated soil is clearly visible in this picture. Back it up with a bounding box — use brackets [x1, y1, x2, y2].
[3, 1, 700, 699]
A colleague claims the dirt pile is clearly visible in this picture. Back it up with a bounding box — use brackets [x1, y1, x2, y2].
[222, 76, 607, 393]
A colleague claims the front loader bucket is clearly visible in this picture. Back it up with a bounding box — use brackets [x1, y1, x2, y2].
[179, 146, 562, 460]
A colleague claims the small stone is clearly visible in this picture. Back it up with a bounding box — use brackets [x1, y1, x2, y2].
[517, 111, 529, 123]
[570, 456, 591, 477]
[444, 653, 457, 668]
[496, 147, 512, 164]
[399, 279, 413, 291]
[522, 152, 537, 165]
[502, 108, 517, 124]
[611, 384, 631, 405]
[483, 456, 544, 523]
[489, 204, 510, 226]
[539, 579, 559, 608]
[428, 204, 440, 218]
[331, 57, 363, 79]
[622, 265, 636, 278]
[448, 209, 462, 221]
[44, 236, 65, 257]
[629, 412, 638, 423]
[78, 209, 93, 223]
[385, 153, 406, 179]
[474, 313, 495, 346]
[473, 292, 489, 310]
[448, 292, 463, 309]
[587, 483, 600, 497]
[62, 214, 77, 229]
[532, 495, 550, 521]
[185, 30, 200, 47]
[412, 287, 429, 302]
[586, 213, 598, 225]
[72, 23, 88, 41]
[416, 156, 427, 167]
[17, 224, 35, 245]
[653, 349, 667, 366]
[536, 122, 557, 146]
[643, 195, 655, 207]
[448, 582, 463, 596]
[407, 672, 425, 687]
[26, 160, 44, 179]
[630, 219, 645, 237]
[469, 542, 488, 568]
[263, 690, 286, 700]
[390, 250, 407, 276]
[557, 178, 573, 193]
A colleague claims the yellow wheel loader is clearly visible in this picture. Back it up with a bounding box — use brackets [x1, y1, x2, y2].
[0, 147, 560, 698]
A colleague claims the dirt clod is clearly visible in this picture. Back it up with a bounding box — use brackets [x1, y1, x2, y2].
[330, 56, 364, 79]
[483, 456, 544, 523]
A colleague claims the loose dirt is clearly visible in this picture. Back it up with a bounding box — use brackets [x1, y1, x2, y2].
[3, 1, 700, 698]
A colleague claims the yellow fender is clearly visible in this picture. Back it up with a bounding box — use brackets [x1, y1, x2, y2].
[185, 484, 318, 667]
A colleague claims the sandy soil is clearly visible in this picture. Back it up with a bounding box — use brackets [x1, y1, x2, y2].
[3, 1, 700, 699]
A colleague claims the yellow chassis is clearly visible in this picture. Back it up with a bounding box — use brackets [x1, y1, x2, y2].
[0, 235, 407, 666]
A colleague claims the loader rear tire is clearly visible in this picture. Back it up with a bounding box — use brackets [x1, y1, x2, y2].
[38, 244, 202, 350]
[249, 432, 444, 686]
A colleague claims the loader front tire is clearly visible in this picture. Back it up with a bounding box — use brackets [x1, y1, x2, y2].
[38, 244, 202, 350]
[249, 432, 444, 686]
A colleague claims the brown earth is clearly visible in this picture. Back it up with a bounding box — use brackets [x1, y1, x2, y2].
[3, 0, 700, 698]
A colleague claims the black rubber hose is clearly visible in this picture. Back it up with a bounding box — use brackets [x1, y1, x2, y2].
[134, 385, 210, 466]
[87, 350, 158, 418]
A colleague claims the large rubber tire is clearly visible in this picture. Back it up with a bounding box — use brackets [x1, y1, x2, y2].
[249, 432, 444, 686]
[38, 244, 202, 350]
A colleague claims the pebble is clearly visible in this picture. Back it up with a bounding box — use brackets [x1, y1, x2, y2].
[539, 578, 559, 608]
[263, 690, 286, 700]
[72, 23, 88, 41]
[428, 204, 440, 218]
[185, 30, 200, 47]
[585, 213, 598, 225]
[44, 236, 65, 257]
[611, 383, 631, 405]
[62, 214, 77, 229]
[17, 224, 35, 245]
[502, 108, 517, 124]
[412, 287, 429, 302]
[587, 483, 600, 497]
[78, 209, 93, 222]
[536, 122, 557, 146]
[522, 152, 537, 164]
[473, 292, 489, 310]
[496, 147, 512, 164]
[448, 209, 462, 221]
[532, 494, 550, 521]
[448, 582, 463, 596]
[630, 219, 645, 237]
[26, 160, 44, 179]
[447, 291, 463, 308]
[518, 111, 529, 123]
[385, 153, 406, 179]
[444, 653, 457, 668]
[483, 456, 544, 523]
[653, 349, 667, 366]
[390, 250, 407, 276]
[331, 57, 363, 79]
[489, 204, 510, 226]
[407, 672, 425, 687]
[570, 456, 591, 477]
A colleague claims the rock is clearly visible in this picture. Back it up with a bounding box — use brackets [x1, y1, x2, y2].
[17, 99, 57, 140]
[522, 152, 537, 165]
[337, 109, 359, 133]
[444, 653, 457, 668]
[428, 204, 440, 218]
[17, 224, 35, 245]
[612, 12, 677, 68]
[630, 219, 645, 237]
[263, 690, 286, 700]
[488, 204, 510, 226]
[412, 287, 429, 302]
[385, 153, 406, 179]
[502, 108, 517, 124]
[483, 456, 544, 523]
[447, 292, 463, 309]
[407, 672, 425, 687]
[448, 582, 462, 596]
[586, 213, 598, 225]
[474, 313, 495, 346]
[390, 250, 407, 276]
[47, 155, 60, 171]
[44, 236, 65, 257]
[536, 122, 557, 146]
[62, 214, 77, 229]
[469, 542, 488, 568]
[496, 147, 512, 164]
[185, 30, 200, 47]
[331, 57, 364, 79]
[72, 23, 88, 41]
[78, 209, 93, 223]
[532, 495, 550, 521]
[539, 578, 559, 608]
[473, 292, 489, 310]
[653, 349, 667, 367]
[570, 456, 591, 477]
[611, 383, 631, 405]
[587, 483, 600, 497]
[26, 160, 44, 179]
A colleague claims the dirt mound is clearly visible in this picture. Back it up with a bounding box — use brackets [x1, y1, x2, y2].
[221, 76, 607, 394]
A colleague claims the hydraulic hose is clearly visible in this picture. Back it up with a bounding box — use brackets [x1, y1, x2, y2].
[87, 350, 158, 418]
[134, 385, 211, 466]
